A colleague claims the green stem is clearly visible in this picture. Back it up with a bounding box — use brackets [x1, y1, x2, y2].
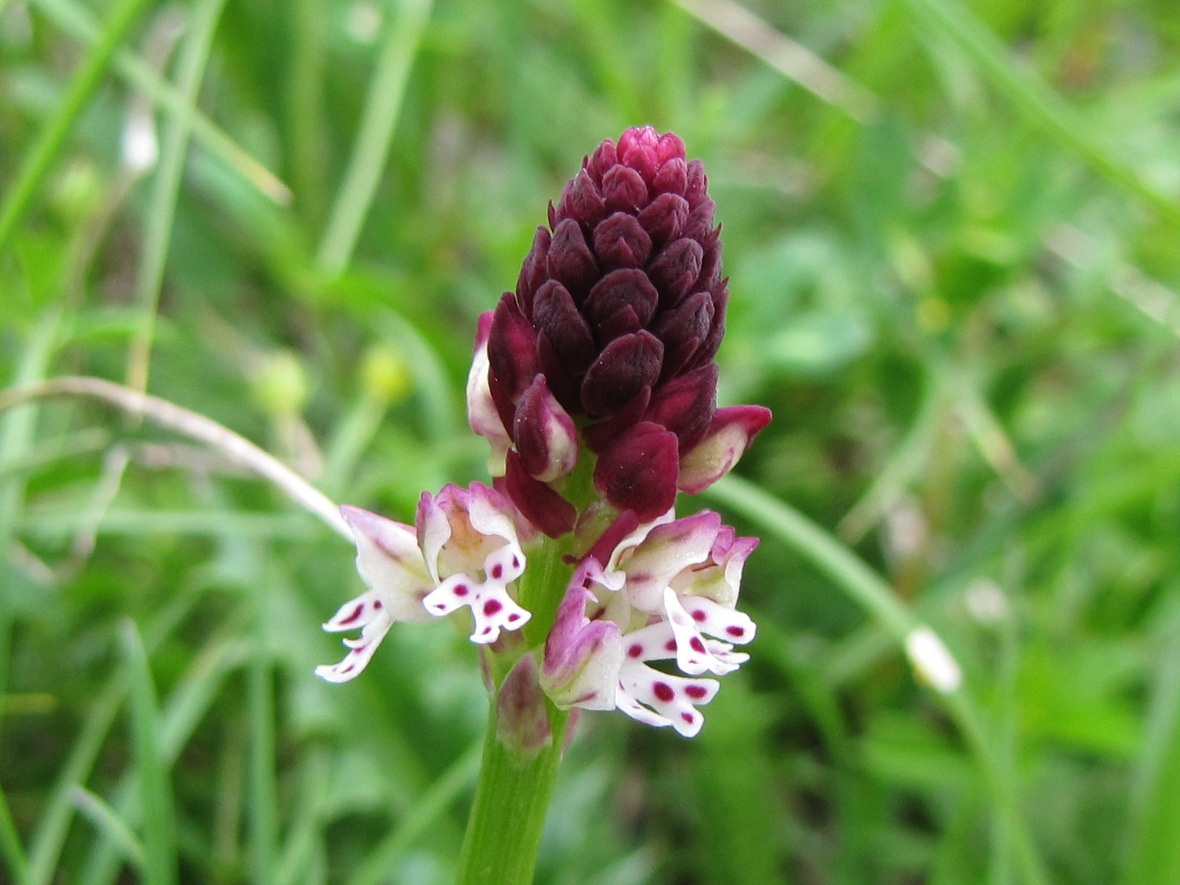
[455, 703, 571, 885]
[455, 526, 577, 884]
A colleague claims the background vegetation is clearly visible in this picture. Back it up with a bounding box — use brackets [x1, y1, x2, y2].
[2, 0, 1179, 882]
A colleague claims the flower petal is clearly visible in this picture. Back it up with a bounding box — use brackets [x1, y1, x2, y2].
[619, 510, 721, 612]
[466, 311, 512, 475]
[542, 563, 624, 710]
[314, 604, 394, 683]
[663, 587, 751, 676]
[423, 573, 531, 644]
[339, 506, 435, 622]
[616, 658, 718, 737]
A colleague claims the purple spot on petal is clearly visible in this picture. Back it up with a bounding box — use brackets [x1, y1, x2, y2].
[484, 599, 503, 616]
[508, 613, 521, 622]
[690, 637, 706, 653]
[492, 564, 504, 580]
[454, 584, 469, 597]
[628, 643, 644, 658]
[372, 600, 383, 610]
[691, 609, 707, 623]
[726, 625, 746, 638]
[653, 682, 675, 703]
[685, 684, 708, 699]
[338, 603, 365, 627]
[681, 712, 696, 724]
[665, 639, 677, 652]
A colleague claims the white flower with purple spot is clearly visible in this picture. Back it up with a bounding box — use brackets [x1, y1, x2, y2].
[418, 482, 534, 644]
[315, 506, 437, 683]
[542, 510, 757, 737]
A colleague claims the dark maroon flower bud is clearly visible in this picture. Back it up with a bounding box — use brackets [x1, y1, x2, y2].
[593, 213, 652, 270]
[652, 290, 713, 381]
[557, 169, 607, 229]
[533, 281, 596, 410]
[594, 422, 680, 521]
[474, 126, 770, 532]
[580, 330, 663, 418]
[487, 293, 538, 430]
[514, 375, 577, 483]
[638, 192, 689, 245]
[644, 364, 718, 450]
[647, 237, 704, 308]
[583, 269, 659, 340]
[690, 285, 728, 372]
[516, 226, 551, 314]
[602, 165, 648, 213]
[547, 218, 598, 298]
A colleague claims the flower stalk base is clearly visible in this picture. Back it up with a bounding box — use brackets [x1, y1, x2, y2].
[455, 700, 571, 885]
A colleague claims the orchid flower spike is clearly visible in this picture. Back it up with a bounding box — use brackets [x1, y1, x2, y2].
[319, 127, 771, 739]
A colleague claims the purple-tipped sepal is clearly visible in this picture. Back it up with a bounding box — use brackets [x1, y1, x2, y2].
[677, 404, 772, 495]
[514, 375, 578, 483]
[466, 311, 512, 474]
[541, 560, 625, 710]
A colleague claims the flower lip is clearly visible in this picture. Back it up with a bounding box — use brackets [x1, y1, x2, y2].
[416, 483, 535, 643]
[315, 506, 436, 683]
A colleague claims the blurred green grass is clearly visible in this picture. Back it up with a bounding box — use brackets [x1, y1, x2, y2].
[2, 0, 1179, 882]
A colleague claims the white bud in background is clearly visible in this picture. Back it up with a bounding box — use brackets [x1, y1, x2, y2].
[905, 626, 962, 694]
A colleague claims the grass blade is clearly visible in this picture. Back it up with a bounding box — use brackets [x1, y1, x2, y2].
[27, 0, 291, 205]
[0, 310, 60, 751]
[25, 677, 126, 885]
[120, 619, 178, 885]
[0, 0, 155, 253]
[124, 0, 229, 394]
[316, 0, 434, 276]
[77, 611, 251, 885]
[705, 474, 1049, 885]
[0, 782, 29, 885]
[248, 575, 276, 885]
[1121, 626, 1180, 885]
[24, 591, 200, 885]
[900, 0, 1180, 224]
[347, 741, 482, 885]
[71, 787, 146, 874]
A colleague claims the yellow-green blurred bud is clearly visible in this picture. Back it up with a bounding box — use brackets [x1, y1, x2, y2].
[50, 160, 104, 222]
[252, 350, 310, 416]
[360, 345, 411, 405]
